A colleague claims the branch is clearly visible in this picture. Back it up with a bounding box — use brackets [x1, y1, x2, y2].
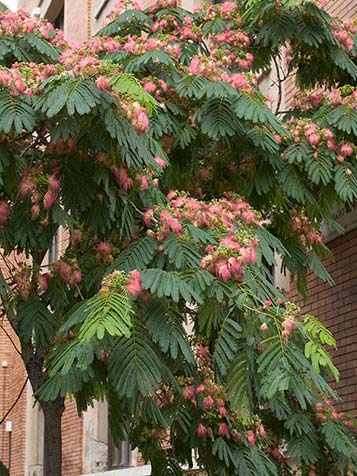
[0, 323, 22, 358]
[0, 377, 28, 425]
[272, 56, 283, 116]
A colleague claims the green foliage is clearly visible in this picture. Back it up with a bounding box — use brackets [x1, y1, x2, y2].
[0, 461, 9, 476]
[110, 73, 158, 114]
[78, 290, 133, 341]
[0, 2, 356, 475]
[36, 77, 101, 117]
[0, 91, 35, 133]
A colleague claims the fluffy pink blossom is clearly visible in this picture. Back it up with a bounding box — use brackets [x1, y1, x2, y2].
[43, 189, 57, 211]
[218, 423, 229, 437]
[203, 395, 215, 409]
[183, 385, 195, 400]
[96, 75, 111, 91]
[0, 201, 10, 225]
[154, 156, 167, 169]
[127, 270, 142, 297]
[247, 431, 255, 447]
[196, 423, 207, 439]
[113, 167, 133, 191]
[340, 143, 354, 156]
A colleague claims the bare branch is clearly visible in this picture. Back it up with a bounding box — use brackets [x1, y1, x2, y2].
[0, 377, 28, 425]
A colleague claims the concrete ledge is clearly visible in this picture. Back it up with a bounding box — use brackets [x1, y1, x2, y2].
[322, 207, 357, 243]
[81, 465, 151, 476]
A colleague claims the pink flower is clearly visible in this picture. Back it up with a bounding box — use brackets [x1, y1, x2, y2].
[113, 167, 133, 191]
[260, 323, 269, 333]
[48, 174, 60, 192]
[218, 423, 229, 437]
[247, 431, 255, 447]
[144, 81, 157, 93]
[143, 208, 154, 226]
[182, 385, 195, 400]
[154, 156, 167, 169]
[306, 132, 320, 146]
[137, 174, 149, 191]
[127, 269, 142, 297]
[217, 264, 231, 281]
[340, 143, 354, 156]
[196, 423, 207, 439]
[218, 406, 227, 417]
[0, 201, 10, 225]
[19, 176, 36, 198]
[258, 424, 266, 438]
[263, 300, 272, 307]
[196, 383, 205, 394]
[96, 75, 111, 91]
[43, 189, 57, 211]
[203, 395, 215, 409]
[97, 241, 112, 256]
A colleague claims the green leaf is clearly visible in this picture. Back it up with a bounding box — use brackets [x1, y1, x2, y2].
[0, 461, 9, 476]
[124, 50, 175, 73]
[163, 233, 201, 269]
[322, 421, 357, 456]
[16, 296, 55, 348]
[334, 164, 357, 202]
[108, 319, 168, 398]
[0, 91, 36, 134]
[214, 317, 242, 375]
[144, 300, 194, 363]
[78, 290, 133, 341]
[107, 236, 158, 274]
[140, 268, 202, 303]
[36, 77, 101, 117]
[111, 73, 158, 114]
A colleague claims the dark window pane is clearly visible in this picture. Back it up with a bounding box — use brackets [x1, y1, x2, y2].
[54, 7, 64, 30]
[108, 431, 131, 469]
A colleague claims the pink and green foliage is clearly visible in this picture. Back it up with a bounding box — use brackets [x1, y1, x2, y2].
[0, 0, 356, 475]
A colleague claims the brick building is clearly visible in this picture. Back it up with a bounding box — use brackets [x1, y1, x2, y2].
[0, 0, 356, 475]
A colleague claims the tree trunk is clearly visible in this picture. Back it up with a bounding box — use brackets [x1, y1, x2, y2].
[42, 397, 65, 476]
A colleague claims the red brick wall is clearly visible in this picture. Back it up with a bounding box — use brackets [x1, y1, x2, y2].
[0, 316, 28, 476]
[289, 227, 357, 415]
[284, 0, 357, 107]
[62, 401, 83, 476]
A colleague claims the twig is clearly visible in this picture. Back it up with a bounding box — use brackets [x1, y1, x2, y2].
[272, 56, 283, 116]
[0, 377, 28, 425]
[0, 324, 22, 358]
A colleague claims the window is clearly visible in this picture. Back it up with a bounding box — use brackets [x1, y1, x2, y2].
[53, 7, 64, 30]
[108, 431, 131, 469]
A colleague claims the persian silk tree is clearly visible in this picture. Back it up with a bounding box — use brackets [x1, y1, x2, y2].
[0, 1, 356, 476]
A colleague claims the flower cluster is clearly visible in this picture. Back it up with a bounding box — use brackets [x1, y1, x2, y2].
[144, 192, 260, 282]
[120, 100, 149, 134]
[99, 269, 143, 298]
[332, 18, 356, 51]
[177, 344, 267, 447]
[0, 62, 59, 96]
[0, 201, 11, 226]
[291, 85, 357, 111]
[14, 265, 32, 300]
[286, 118, 356, 165]
[18, 167, 61, 221]
[315, 400, 356, 429]
[0, 9, 66, 47]
[52, 258, 82, 287]
[290, 208, 323, 248]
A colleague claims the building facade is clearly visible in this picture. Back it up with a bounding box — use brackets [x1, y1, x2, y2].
[0, 0, 356, 475]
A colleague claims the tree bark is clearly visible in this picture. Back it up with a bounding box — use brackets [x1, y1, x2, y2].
[42, 397, 65, 476]
[23, 347, 65, 476]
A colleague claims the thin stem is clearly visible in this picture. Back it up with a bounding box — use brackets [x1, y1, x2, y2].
[0, 323, 22, 358]
[272, 56, 283, 116]
[0, 377, 28, 425]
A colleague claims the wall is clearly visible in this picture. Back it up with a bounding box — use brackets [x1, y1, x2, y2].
[289, 227, 357, 415]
